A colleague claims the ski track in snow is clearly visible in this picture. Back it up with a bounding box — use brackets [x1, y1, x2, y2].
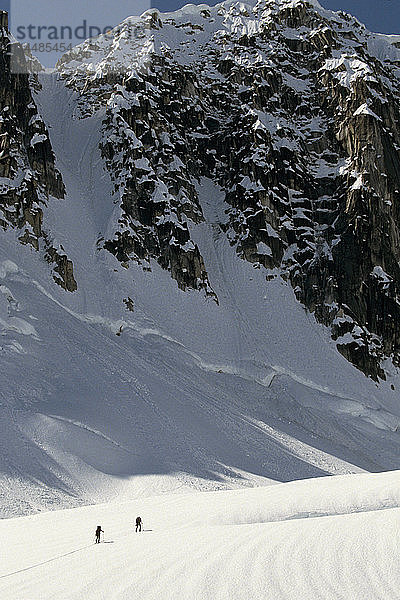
[44, 415, 139, 455]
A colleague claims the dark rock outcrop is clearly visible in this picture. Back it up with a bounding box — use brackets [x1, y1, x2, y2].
[0, 12, 77, 292]
[53, 1, 400, 375]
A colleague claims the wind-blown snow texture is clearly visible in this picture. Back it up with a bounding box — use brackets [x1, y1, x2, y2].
[1, 0, 400, 518]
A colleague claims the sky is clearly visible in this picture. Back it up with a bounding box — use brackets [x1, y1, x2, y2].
[0, 1, 399, 35]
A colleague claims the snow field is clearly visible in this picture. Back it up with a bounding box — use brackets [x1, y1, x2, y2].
[1, 470, 400, 599]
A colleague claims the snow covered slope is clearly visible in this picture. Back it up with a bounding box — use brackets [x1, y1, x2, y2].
[2, 145, 400, 516]
[1, 1, 400, 518]
[1, 471, 400, 599]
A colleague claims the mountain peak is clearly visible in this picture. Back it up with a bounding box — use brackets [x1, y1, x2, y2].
[54, 0, 400, 381]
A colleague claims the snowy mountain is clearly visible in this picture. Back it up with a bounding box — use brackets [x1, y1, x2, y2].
[1, 1, 400, 518]
[56, 0, 400, 379]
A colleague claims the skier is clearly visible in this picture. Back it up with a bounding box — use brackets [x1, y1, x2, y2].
[135, 516, 142, 532]
[95, 525, 104, 543]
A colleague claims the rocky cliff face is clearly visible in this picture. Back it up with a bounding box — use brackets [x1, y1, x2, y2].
[5, 1, 400, 378]
[0, 12, 76, 292]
